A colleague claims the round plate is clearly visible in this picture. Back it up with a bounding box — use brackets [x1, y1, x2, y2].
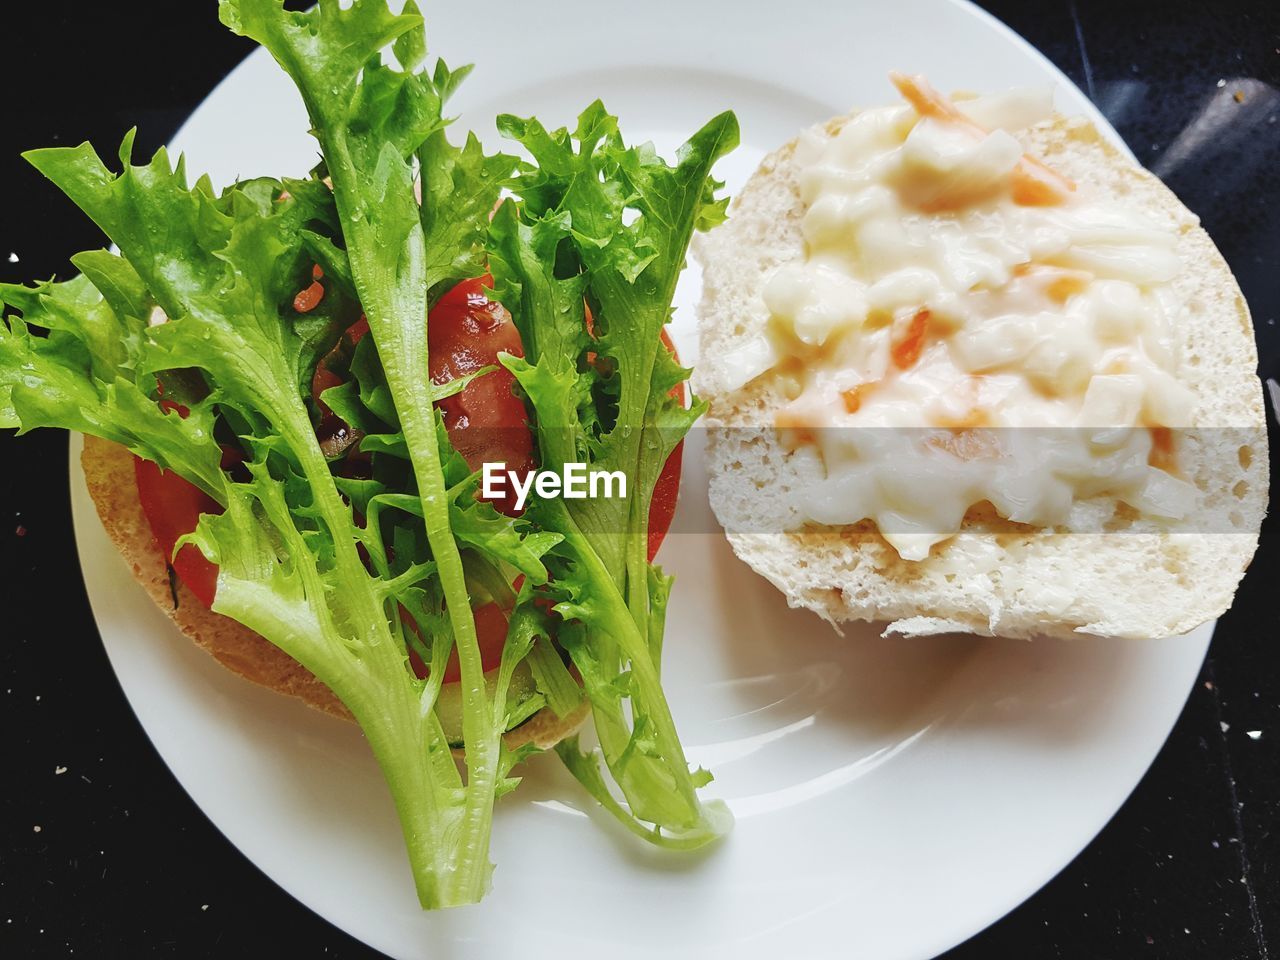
[70, 2, 1211, 958]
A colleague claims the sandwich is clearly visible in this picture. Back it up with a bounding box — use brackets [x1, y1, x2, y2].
[85, 266, 690, 748]
[695, 73, 1267, 640]
[1, 0, 736, 908]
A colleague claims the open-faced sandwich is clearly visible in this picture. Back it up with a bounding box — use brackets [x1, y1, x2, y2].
[696, 74, 1267, 639]
[1, 0, 736, 908]
[81, 275, 605, 751]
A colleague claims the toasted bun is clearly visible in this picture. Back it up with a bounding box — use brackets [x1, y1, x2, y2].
[81, 434, 588, 748]
[695, 113, 1267, 640]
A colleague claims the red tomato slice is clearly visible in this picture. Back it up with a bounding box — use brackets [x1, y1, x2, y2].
[649, 327, 685, 561]
[134, 276, 686, 682]
[407, 601, 511, 684]
[428, 276, 536, 515]
[648, 438, 682, 560]
[134, 457, 220, 609]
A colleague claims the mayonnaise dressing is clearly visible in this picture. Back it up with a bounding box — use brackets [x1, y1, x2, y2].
[754, 79, 1196, 560]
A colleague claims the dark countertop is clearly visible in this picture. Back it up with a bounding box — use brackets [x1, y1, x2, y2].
[2, 1, 1276, 957]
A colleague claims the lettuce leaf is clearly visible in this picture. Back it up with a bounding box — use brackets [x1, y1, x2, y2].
[418, 125, 519, 302]
[218, 0, 532, 904]
[489, 103, 738, 845]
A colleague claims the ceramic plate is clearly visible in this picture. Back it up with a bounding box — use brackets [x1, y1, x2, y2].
[70, 2, 1211, 957]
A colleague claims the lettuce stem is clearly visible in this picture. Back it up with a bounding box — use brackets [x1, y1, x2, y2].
[219, 0, 509, 906]
[543, 500, 703, 823]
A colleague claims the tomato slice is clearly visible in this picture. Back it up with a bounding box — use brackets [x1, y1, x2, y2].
[134, 400, 242, 609]
[648, 436, 682, 560]
[648, 327, 685, 560]
[134, 276, 686, 682]
[408, 601, 511, 685]
[134, 457, 220, 609]
[428, 276, 536, 515]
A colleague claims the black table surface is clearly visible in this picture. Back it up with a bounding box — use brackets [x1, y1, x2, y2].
[2, 2, 1277, 957]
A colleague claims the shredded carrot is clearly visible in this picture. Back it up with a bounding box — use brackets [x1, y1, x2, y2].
[841, 385, 866, 414]
[1149, 426, 1176, 472]
[888, 71, 1075, 206]
[890, 71, 980, 128]
[1044, 273, 1090, 303]
[293, 279, 325, 314]
[1011, 158, 1073, 206]
[891, 308, 930, 370]
[1014, 263, 1092, 303]
[775, 408, 817, 447]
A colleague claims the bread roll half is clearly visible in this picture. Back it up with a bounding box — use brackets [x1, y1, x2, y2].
[81, 434, 588, 748]
[695, 111, 1267, 640]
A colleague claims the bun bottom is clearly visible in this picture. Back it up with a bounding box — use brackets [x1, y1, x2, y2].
[81, 434, 588, 750]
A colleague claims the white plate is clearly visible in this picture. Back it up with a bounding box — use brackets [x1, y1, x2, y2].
[70, 2, 1212, 958]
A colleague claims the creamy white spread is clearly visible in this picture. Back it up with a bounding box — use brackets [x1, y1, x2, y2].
[750, 79, 1197, 560]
